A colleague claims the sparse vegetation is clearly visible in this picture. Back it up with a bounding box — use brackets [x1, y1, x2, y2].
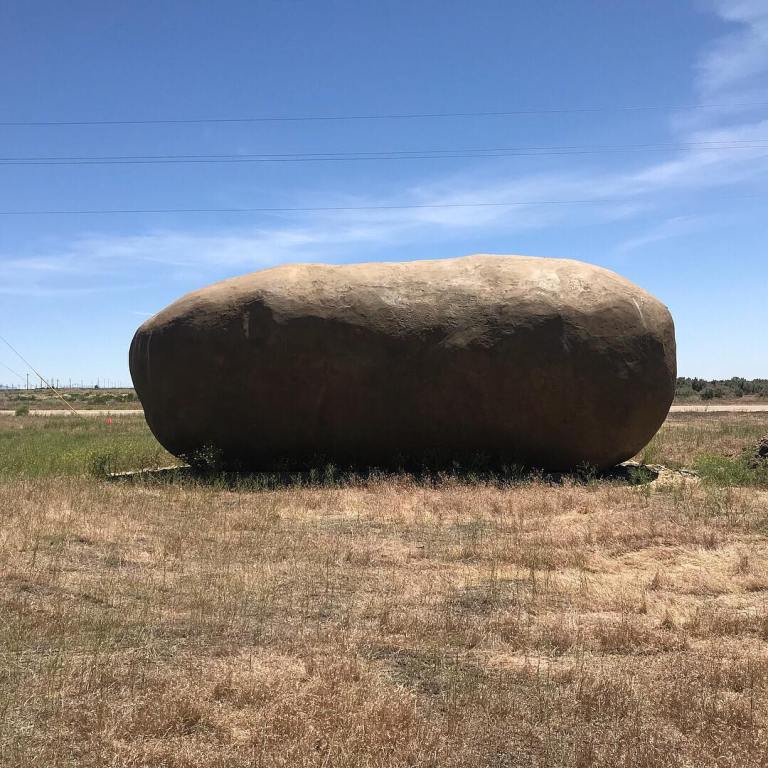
[640, 411, 767, 467]
[3, 381, 767, 411]
[0, 387, 138, 411]
[1, 412, 767, 766]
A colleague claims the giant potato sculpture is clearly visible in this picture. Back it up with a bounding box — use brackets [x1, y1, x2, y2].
[129, 255, 676, 470]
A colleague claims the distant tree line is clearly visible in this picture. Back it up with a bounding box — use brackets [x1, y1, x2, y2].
[676, 377, 768, 401]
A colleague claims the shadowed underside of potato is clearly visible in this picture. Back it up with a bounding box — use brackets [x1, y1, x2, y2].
[129, 254, 676, 471]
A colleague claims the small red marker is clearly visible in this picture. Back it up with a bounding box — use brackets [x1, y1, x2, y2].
[106, 417, 113, 425]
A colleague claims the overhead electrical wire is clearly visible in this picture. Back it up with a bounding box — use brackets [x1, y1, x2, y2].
[0, 195, 763, 217]
[0, 360, 25, 382]
[0, 334, 82, 416]
[1, 101, 767, 127]
[1, 139, 768, 166]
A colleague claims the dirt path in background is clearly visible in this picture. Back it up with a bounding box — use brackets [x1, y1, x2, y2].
[669, 404, 768, 413]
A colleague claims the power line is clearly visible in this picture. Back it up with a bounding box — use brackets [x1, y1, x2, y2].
[0, 195, 763, 217]
[1, 101, 767, 127]
[2, 140, 768, 167]
[0, 360, 25, 381]
[0, 334, 82, 416]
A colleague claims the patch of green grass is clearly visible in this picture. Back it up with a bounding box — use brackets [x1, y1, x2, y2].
[694, 454, 768, 489]
[0, 415, 176, 478]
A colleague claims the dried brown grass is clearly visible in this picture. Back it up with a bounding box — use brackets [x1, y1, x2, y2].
[640, 411, 767, 466]
[2, 414, 768, 766]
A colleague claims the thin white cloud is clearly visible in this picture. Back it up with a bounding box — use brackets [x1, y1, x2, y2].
[0, 219, 416, 296]
[697, 0, 768, 97]
[614, 215, 707, 255]
[610, 0, 768, 253]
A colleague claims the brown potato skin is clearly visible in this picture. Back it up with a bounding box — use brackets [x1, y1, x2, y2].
[129, 255, 676, 471]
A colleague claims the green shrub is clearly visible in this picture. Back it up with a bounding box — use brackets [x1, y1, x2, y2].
[88, 450, 116, 478]
[675, 377, 768, 400]
[14, 404, 29, 416]
[181, 444, 225, 472]
[694, 454, 768, 488]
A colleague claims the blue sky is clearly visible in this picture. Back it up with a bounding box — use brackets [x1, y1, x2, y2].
[0, 0, 766, 386]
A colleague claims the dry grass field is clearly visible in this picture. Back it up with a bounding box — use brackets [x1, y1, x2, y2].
[1, 413, 767, 767]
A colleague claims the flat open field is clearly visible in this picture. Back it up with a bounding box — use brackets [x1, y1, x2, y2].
[1, 386, 765, 414]
[0, 388, 139, 412]
[1, 413, 767, 767]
